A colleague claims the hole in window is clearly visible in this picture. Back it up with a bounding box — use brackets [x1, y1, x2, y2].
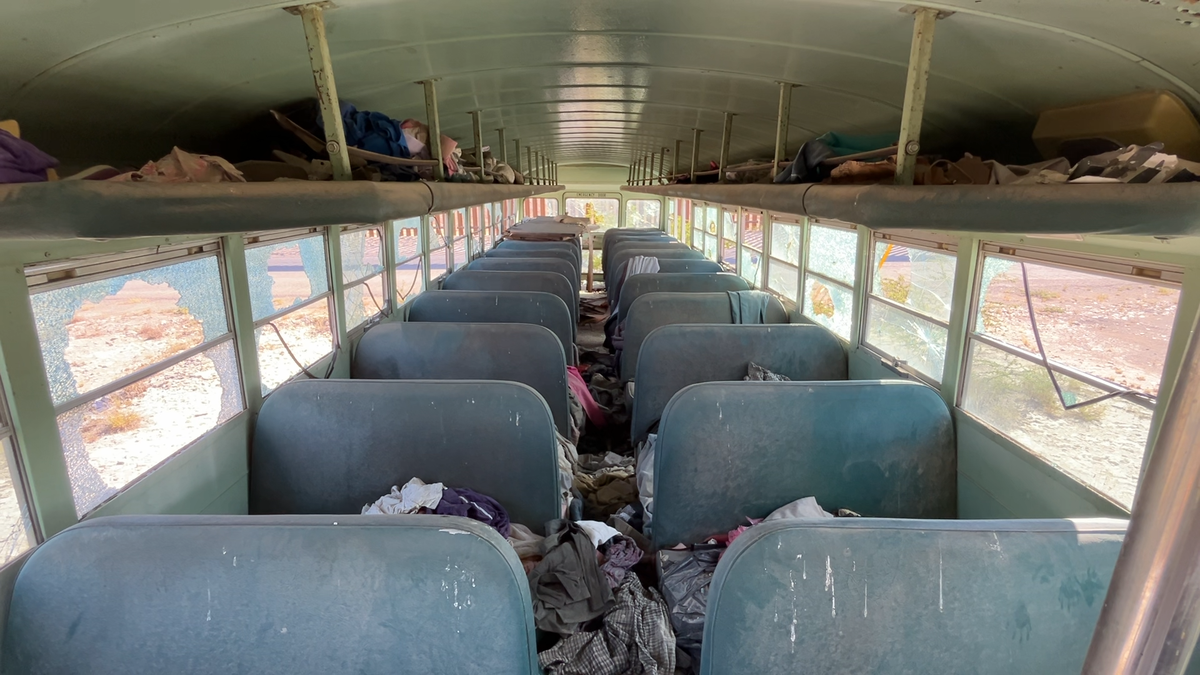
[625, 200, 661, 229]
[767, 260, 799, 300]
[807, 224, 857, 286]
[30, 250, 245, 516]
[864, 241, 958, 381]
[960, 255, 1180, 508]
[344, 275, 387, 330]
[566, 197, 619, 229]
[395, 257, 426, 304]
[429, 213, 451, 280]
[255, 301, 334, 394]
[803, 277, 853, 339]
[770, 219, 802, 266]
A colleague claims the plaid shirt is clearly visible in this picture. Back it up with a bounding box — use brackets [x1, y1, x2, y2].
[539, 574, 676, 675]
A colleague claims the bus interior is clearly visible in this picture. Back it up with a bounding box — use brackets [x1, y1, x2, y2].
[3, 1, 1200, 673]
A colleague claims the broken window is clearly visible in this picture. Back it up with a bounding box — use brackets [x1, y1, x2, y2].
[802, 222, 857, 338]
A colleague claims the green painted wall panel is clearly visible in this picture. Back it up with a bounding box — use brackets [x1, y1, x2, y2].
[958, 471, 1017, 519]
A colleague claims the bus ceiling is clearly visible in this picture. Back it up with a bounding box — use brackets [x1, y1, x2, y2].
[3, 0, 1200, 173]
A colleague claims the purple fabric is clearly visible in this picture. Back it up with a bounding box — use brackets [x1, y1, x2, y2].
[435, 487, 511, 538]
[0, 130, 58, 184]
[599, 535, 643, 588]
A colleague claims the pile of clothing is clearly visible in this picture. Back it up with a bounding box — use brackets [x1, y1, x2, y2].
[659, 497, 853, 673]
[361, 477, 510, 537]
[517, 519, 673, 675]
[574, 452, 638, 522]
[0, 128, 57, 184]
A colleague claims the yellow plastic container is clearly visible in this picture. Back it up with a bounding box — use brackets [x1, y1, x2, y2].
[1032, 90, 1200, 161]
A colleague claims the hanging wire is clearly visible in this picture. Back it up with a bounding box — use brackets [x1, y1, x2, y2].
[262, 321, 338, 381]
[1019, 262, 1138, 410]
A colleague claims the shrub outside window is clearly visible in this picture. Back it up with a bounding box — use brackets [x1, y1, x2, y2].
[960, 248, 1181, 509]
[28, 242, 245, 515]
[625, 199, 662, 229]
[802, 221, 857, 339]
[863, 235, 958, 382]
[565, 197, 619, 230]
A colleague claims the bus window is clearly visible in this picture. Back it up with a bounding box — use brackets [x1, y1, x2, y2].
[864, 236, 958, 382]
[960, 251, 1181, 508]
[703, 205, 720, 262]
[428, 213, 451, 282]
[340, 226, 387, 331]
[469, 206, 485, 258]
[0, 389, 35, 565]
[625, 199, 661, 229]
[739, 210, 765, 287]
[691, 204, 704, 250]
[802, 221, 857, 339]
[451, 209, 468, 271]
[524, 198, 559, 218]
[394, 217, 425, 305]
[721, 208, 738, 267]
[244, 231, 334, 396]
[565, 197, 618, 230]
[766, 216, 802, 302]
[29, 244, 244, 515]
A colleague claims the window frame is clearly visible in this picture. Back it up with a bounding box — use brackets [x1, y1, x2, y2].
[860, 231, 960, 385]
[244, 228, 337, 395]
[739, 208, 766, 288]
[340, 224, 390, 332]
[428, 212, 453, 283]
[800, 218, 858, 340]
[764, 214, 804, 303]
[0, 382, 40, 557]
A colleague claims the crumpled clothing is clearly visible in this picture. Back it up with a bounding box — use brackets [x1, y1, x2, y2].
[577, 520, 622, 549]
[728, 290, 772, 324]
[599, 535, 644, 588]
[529, 520, 615, 635]
[726, 518, 764, 548]
[509, 523, 545, 572]
[775, 132, 897, 185]
[567, 389, 586, 444]
[765, 496, 834, 521]
[608, 514, 653, 556]
[568, 366, 607, 428]
[659, 545, 722, 661]
[111, 147, 245, 183]
[745, 362, 790, 381]
[361, 477, 445, 514]
[578, 452, 634, 474]
[340, 102, 411, 159]
[636, 434, 657, 533]
[558, 432, 580, 518]
[538, 574, 675, 675]
[575, 467, 637, 521]
[587, 373, 629, 426]
[0, 129, 57, 184]
[435, 487, 510, 538]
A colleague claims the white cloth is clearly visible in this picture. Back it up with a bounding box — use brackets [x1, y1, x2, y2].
[361, 477, 444, 515]
[764, 496, 834, 522]
[508, 524, 545, 559]
[625, 255, 660, 279]
[636, 434, 657, 532]
[577, 520, 622, 549]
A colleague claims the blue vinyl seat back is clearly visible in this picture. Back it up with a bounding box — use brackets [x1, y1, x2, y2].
[702, 518, 1130, 675]
[617, 273, 750, 321]
[3, 515, 538, 675]
[409, 290, 575, 364]
[606, 241, 696, 278]
[485, 248, 580, 279]
[603, 230, 673, 263]
[467, 257, 577, 291]
[652, 380, 956, 549]
[620, 292, 788, 382]
[443, 270, 578, 329]
[250, 379, 561, 532]
[496, 240, 581, 267]
[609, 258, 723, 308]
[606, 248, 708, 304]
[630, 324, 848, 443]
[352, 322, 570, 435]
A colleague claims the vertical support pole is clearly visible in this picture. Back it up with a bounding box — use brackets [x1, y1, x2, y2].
[513, 138, 521, 173]
[297, 3, 352, 181]
[470, 111, 484, 173]
[419, 79, 446, 181]
[637, 157, 645, 185]
[772, 82, 795, 178]
[649, 152, 658, 187]
[674, 139, 683, 181]
[526, 147, 534, 184]
[718, 112, 735, 184]
[627, 161, 634, 186]
[1082, 306, 1200, 675]
[690, 129, 703, 183]
[496, 128, 507, 165]
[659, 147, 669, 184]
[895, 7, 940, 186]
